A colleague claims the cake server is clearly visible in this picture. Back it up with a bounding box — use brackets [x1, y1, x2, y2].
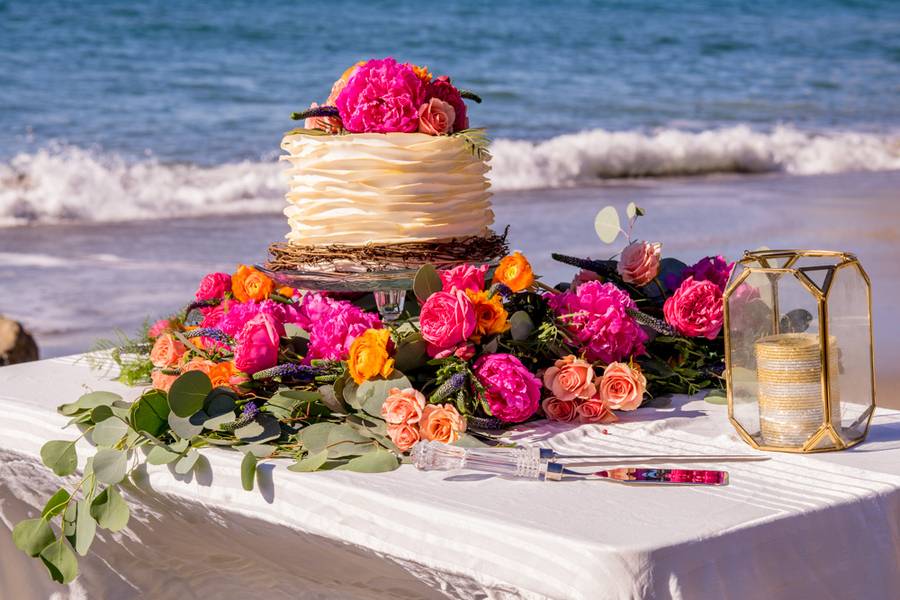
[543, 463, 729, 485]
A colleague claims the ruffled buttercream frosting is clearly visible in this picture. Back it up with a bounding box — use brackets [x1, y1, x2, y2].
[280, 132, 494, 245]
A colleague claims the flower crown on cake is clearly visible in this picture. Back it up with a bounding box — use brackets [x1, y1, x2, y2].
[288, 57, 484, 142]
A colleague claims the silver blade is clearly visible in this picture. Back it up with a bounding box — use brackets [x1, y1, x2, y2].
[543, 449, 768, 463]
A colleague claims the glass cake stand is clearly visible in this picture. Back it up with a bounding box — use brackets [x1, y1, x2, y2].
[256, 265, 418, 321]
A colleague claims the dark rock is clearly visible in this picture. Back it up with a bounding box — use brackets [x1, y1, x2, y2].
[0, 317, 39, 366]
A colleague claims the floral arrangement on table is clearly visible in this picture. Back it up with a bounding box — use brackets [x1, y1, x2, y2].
[13, 203, 732, 583]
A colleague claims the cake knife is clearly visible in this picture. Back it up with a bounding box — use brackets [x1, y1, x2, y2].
[542, 462, 729, 485]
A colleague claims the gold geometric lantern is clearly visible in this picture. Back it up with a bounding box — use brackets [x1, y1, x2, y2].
[723, 250, 876, 452]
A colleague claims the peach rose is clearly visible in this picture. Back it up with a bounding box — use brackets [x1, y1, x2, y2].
[151, 370, 178, 392]
[381, 387, 426, 426]
[419, 403, 466, 444]
[576, 398, 618, 424]
[542, 397, 578, 422]
[598, 362, 647, 411]
[150, 334, 186, 368]
[542, 355, 597, 401]
[387, 423, 421, 452]
[417, 97, 456, 136]
[182, 356, 215, 376]
[617, 241, 662, 287]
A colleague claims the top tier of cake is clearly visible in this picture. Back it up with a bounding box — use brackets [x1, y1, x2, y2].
[280, 132, 494, 246]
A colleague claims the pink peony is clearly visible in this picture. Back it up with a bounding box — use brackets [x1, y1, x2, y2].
[439, 263, 488, 293]
[233, 313, 284, 374]
[547, 280, 648, 363]
[598, 362, 646, 411]
[335, 58, 427, 133]
[195, 272, 232, 302]
[427, 76, 468, 132]
[664, 277, 724, 340]
[542, 355, 597, 401]
[291, 293, 381, 361]
[417, 98, 455, 135]
[217, 300, 290, 338]
[542, 397, 578, 423]
[419, 290, 477, 357]
[474, 353, 541, 423]
[618, 241, 662, 287]
[576, 399, 618, 424]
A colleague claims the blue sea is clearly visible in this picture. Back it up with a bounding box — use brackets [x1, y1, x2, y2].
[1, 0, 899, 224]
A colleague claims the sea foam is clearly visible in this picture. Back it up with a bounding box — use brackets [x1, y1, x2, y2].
[1, 125, 898, 225]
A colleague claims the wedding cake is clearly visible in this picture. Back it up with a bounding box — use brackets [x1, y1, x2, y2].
[267, 57, 506, 272]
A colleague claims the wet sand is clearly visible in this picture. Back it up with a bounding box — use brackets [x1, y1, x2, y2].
[1, 170, 898, 406]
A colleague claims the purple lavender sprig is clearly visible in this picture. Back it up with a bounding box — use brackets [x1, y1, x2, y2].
[252, 363, 322, 381]
[488, 282, 513, 301]
[185, 298, 220, 313]
[429, 372, 467, 404]
[221, 402, 258, 432]
[625, 307, 680, 337]
[183, 328, 234, 345]
[290, 106, 340, 121]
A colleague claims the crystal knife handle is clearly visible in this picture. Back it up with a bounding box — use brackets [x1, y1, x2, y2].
[411, 440, 543, 478]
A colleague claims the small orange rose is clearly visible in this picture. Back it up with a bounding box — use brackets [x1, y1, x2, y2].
[406, 63, 432, 83]
[347, 329, 395, 384]
[465, 289, 510, 340]
[232, 264, 274, 302]
[493, 252, 534, 292]
[276, 286, 295, 298]
[150, 334, 186, 368]
[419, 403, 467, 444]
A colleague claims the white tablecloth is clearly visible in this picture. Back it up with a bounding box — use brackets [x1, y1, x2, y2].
[1, 355, 899, 600]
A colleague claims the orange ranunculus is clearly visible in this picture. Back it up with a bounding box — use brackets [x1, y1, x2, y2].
[347, 329, 394, 384]
[492, 252, 535, 292]
[276, 286, 295, 298]
[465, 289, 510, 340]
[232, 264, 274, 302]
[406, 63, 433, 83]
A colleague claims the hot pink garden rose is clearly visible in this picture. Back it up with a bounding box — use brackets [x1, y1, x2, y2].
[428, 75, 468, 132]
[542, 397, 578, 422]
[474, 353, 541, 423]
[417, 97, 455, 135]
[335, 58, 427, 133]
[148, 318, 173, 339]
[598, 362, 646, 411]
[665, 256, 734, 292]
[195, 272, 232, 301]
[618, 241, 662, 287]
[576, 399, 618, 424]
[419, 290, 476, 357]
[664, 277, 724, 340]
[547, 280, 648, 363]
[233, 313, 284, 374]
[439, 263, 488, 293]
[542, 355, 596, 401]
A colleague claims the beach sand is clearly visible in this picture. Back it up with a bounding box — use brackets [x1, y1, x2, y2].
[1, 170, 898, 407]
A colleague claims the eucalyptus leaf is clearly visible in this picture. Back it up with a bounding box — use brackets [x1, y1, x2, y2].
[594, 205, 622, 244]
[39, 538, 78, 584]
[704, 389, 728, 405]
[318, 384, 346, 413]
[72, 500, 96, 556]
[284, 322, 309, 339]
[42, 489, 71, 519]
[240, 452, 257, 491]
[509, 311, 535, 341]
[357, 372, 412, 418]
[12, 518, 55, 557]
[393, 333, 428, 372]
[167, 371, 212, 418]
[326, 423, 375, 459]
[168, 412, 204, 440]
[287, 450, 329, 472]
[174, 449, 200, 475]
[240, 443, 275, 458]
[63, 502, 76, 537]
[234, 413, 281, 443]
[130, 389, 170, 437]
[91, 417, 129, 447]
[90, 486, 129, 532]
[146, 445, 181, 465]
[40, 440, 78, 477]
[335, 450, 400, 473]
[297, 422, 338, 453]
[75, 391, 121, 411]
[93, 448, 127, 484]
[413, 264, 442, 304]
[90, 404, 114, 423]
[341, 377, 361, 410]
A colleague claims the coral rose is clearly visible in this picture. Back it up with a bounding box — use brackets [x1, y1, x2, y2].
[427, 75, 468, 132]
[387, 423, 421, 452]
[419, 403, 466, 444]
[617, 241, 662, 287]
[232, 265, 274, 303]
[335, 57, 427, 133]
[465, 290, 510, 340]
[474, 353, 542, 423]
[150, 334, 186, 368]
[148, 318, 173, 339]
[347, 328, 395, 384]
[419, 289, 477, 357]
[542, 397, 578, 423]
[195, 272, 232, 302]
[542, 355, 596, 401]
[417, 97, 455, 135]
[233, 313, 284, 375]
[439, 263, 488, 292]
[151, 370, 178, 393]
[493, 252, 535, 292]
[576, 399, 618, 424]
[183, 358, 238, 389]
[598, 362, 646, 411]
[381, 387, 426, 425]
[664, 277, 725, 339]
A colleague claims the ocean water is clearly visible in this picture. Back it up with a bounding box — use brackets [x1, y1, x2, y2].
[1, 0, 900, 225]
